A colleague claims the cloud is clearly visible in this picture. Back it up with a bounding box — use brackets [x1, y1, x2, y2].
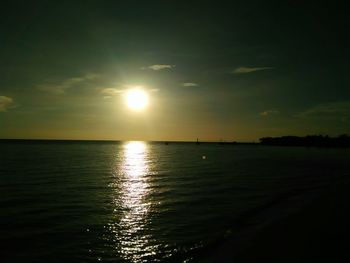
[232, 66, 274, 74]
[141, 64, 175, 71]
[260, 110, 280, 117]
[0, 96, 14, 112]
[101, 86, 158, 97]
[295, 102, 350, 122]
[37, 73, 100, 94]
[101, 88, 125, 96]
[182, 82, 199, 87]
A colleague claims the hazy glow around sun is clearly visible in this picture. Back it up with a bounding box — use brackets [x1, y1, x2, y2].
[125, 89, 149, 110]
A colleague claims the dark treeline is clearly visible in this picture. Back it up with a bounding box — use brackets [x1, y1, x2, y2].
[260, 135, 350, 147]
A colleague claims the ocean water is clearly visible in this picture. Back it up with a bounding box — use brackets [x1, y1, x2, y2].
[1, 140, 349, 262]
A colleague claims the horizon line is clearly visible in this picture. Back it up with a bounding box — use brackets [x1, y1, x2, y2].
[0, 138, 257, 143]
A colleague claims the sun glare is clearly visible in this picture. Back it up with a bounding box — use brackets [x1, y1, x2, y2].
[125, 89, 149, 111]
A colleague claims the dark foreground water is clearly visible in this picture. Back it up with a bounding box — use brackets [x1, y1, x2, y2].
[1, 140, 349, 262]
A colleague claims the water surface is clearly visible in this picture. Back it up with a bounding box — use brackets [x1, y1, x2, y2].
[1, 140, 349, 262]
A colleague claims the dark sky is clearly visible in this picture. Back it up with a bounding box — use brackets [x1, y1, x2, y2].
[0, 1, 349, 141]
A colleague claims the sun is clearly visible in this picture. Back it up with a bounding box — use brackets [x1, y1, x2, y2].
[125, 89, 149, 111]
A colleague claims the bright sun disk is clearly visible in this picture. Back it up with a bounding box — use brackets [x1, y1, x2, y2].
[125, 89, 149, 111]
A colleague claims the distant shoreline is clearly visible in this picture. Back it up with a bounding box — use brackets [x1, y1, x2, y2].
[260, 135, 350, 148]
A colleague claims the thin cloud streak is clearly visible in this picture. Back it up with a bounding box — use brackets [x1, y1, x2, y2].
[101, 88, 125, 96]
[182, 82, 199, 87]
[141, 64, 175, 71]
[260, 110, 280, 117]
[232, 66, 274, 74]
[295, 102, 350, 122]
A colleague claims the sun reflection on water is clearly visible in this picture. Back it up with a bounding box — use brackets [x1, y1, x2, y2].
[121, 142, 150, 218]
[110, 141, 156, 262]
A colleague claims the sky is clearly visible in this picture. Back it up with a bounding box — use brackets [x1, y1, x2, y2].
[0, 1, 349, 141]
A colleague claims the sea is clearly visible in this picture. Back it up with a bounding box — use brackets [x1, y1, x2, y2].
[1, 140, 349, 262]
